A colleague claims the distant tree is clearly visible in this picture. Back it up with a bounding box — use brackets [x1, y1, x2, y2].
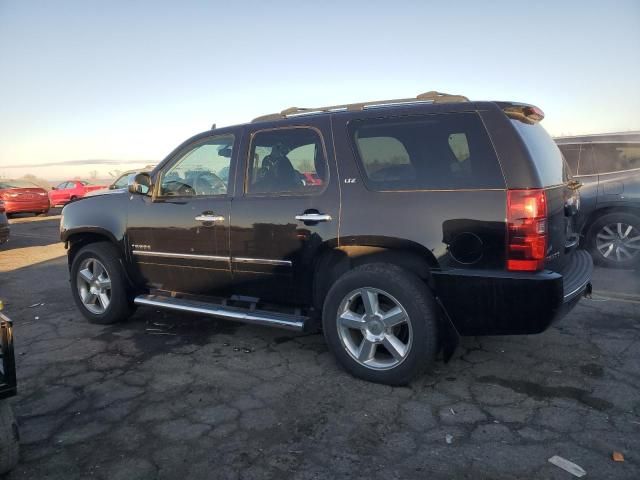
[21, 174, 51, 190]
[89, 170, 98, 180]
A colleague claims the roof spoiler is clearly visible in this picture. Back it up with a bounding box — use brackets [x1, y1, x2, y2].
[503, 103, 545, 124]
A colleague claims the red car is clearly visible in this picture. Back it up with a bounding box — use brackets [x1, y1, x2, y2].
[48, 180, 107, 206]
[0, 180, 50, 217]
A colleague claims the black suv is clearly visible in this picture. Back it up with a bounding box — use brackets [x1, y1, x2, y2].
[556, 132, 640, 268]
[60, 91, 592, 385]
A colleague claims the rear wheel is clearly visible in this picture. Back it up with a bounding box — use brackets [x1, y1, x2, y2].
[70, 242, 135, 324]
[587, 212, 640, 268]
[322, 263, 438, 385]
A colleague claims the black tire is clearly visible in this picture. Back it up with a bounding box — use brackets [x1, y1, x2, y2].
[322, 263, 439, 386]
[586, 212, 640, 269]
[37, 210, 49, 217]
[0, 401, 19, 475]
[70, 242, 135, 324]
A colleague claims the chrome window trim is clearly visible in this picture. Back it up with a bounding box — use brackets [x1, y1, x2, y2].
[555, 141, 640, 145]
[132, 250, 229, 262]
[233, 257, 292, 267]
[594, 166, 640, 176]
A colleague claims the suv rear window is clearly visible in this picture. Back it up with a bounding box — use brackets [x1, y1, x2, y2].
[592, 143, 640, 173]
[349, 113, 504, 191]
[511, 121, 567, 186]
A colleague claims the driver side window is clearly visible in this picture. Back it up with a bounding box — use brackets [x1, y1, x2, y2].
[159, 135, 234, 197]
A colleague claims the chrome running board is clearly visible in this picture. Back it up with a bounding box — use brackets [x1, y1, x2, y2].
[134, 294, 308, 332]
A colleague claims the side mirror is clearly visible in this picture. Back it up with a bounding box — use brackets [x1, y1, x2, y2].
[128, 172, 152, 195]
[51, 187, 57, 190]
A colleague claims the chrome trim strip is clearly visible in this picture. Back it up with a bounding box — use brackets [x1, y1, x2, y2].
[564, 278, 591, 302]
[134, 295, 305, 331]
[233, 257, 292, 266]
[132, 250, 229, 262]
[555, 140, 640, 145]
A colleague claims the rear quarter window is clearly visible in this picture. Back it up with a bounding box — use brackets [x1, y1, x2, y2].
[349, 112, 504, 191]
[592, 143, 640, 173]
[511, 121, 567, 186]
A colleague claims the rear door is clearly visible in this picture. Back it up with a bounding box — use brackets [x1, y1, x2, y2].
[229, 117, 339, 306]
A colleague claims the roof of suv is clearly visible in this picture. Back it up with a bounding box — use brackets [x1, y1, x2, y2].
[555, 131, 640, 144]
[251, 91, 471, 123]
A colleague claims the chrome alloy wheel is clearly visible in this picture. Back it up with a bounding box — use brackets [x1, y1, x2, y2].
[596, 222, 640, 262]
[336, 287, 413, 370]
[76, 258, 112, 314]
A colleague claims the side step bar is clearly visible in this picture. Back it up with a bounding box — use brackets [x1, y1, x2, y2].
[134, 294, 308, 332]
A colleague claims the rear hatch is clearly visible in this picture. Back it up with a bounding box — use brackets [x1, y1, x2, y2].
[509, 115, 580, 272]
[3, 187, 48, 202]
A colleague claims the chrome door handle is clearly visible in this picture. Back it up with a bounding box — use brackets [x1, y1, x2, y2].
[195, 214, 225, 223]
[295, 213, 332, 222]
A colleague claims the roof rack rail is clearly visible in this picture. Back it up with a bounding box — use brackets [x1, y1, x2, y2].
[251, 91, 469, 123]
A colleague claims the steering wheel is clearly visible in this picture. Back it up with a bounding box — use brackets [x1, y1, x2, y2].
[193, 171, 226, 195]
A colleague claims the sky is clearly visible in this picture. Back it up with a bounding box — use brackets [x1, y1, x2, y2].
[0, 0, 639, 180]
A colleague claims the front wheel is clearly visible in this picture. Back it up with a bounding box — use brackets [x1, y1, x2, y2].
[586, 212, 640, 268]
[70, 242, 135, 324]
[322, 263, 439, 386]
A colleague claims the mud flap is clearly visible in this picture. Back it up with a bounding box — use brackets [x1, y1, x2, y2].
[435, 296, 460, 363]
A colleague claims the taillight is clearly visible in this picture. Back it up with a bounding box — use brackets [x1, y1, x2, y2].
[507, 189, 547, 272]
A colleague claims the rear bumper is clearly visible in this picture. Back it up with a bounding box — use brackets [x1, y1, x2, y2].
[5, 199, 50, 214]
[432, 249, 593, 335]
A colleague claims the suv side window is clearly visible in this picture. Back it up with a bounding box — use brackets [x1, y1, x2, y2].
[558, 145, 580, 174]
[349, 113, 504, 191]
[246, 127, 327, 195]
[592, 142, 640, 173]
[578, 144, 597, 175]
[159, 134, 234, 197]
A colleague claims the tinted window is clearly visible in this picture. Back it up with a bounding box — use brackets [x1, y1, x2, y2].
[511, 121, 566, 186]
[247, 128, 327, 194]
[55, 182, 68, 189]
[350, 113, 504, 191]
[558, 145, 580, 174]
[592, 143, 640, 173]
[578, 144, 597, 175]
[112, 174, 130, 189]
[160, 134, 234, 197]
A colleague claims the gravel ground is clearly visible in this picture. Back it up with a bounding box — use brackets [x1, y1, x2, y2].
[0, 210, 638, 479]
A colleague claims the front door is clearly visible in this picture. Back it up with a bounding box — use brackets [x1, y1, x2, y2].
[229, 118, 339, 306]
[126, 130, 238, 295]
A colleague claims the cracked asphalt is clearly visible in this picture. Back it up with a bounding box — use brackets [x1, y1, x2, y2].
[0, 211, 639, 479]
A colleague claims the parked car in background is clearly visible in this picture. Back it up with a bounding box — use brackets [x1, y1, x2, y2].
[48, 180, 107, 206]
[0, 201, 9, 245]
[556, 132, 640, 268]
[0, 180, 50, 217]
[85, 166, 155, 198]
[61, 91, 592, 385]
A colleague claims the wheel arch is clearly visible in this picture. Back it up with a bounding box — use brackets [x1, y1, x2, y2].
[581, 205, 640, 243]
[64, 228, 122, 271]
[312, 236, 439, 311]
